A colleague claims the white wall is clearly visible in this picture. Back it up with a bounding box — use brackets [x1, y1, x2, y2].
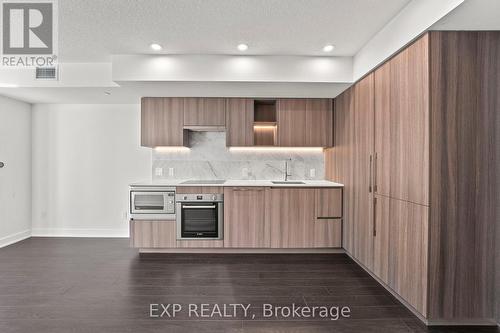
[31, 104, 151, 237]
[0, 95, 32, 247]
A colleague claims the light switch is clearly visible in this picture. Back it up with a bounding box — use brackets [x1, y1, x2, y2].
[168, 167, 174, 176]
[155, 167, 163, 176]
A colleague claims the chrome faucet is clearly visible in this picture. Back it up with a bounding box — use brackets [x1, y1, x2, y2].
[284, 158, 292, 181]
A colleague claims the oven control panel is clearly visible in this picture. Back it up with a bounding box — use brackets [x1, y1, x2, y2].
[176, 193, 223, 202]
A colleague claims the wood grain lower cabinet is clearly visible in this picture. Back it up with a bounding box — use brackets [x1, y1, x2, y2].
[223, 187, 269, 248]
[225, 98, 254, 146]
[373, 195, 390, 284]
[183, 97, 226, 126]
[388, 199, 428, 317]
[315, 188, 342, 218]
[141, 97, 186, 147]
[313, 219, 342, 248]
[266, 188, 315, 248]
[130, 220, 177, 248]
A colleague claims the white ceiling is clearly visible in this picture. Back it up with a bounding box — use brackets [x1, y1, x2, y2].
[58, 0, 411, 61]
[431, 0, 500, 30]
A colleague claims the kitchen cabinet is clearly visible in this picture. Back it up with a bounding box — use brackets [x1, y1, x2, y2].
[277, 98, 333, 147]
[141, 97, 186, 147]
[183, 97, 226, 127]
[326, 88, 355, 253]
[388, 198, 428, 316]
[372, 195, 390, 284]
[223, 187, 269, 247]
[225, 98, 254, 146]
[130, 220, 177, 248]
[315, 188, 342, 218]
[313, 219, 342, 248]
[327, 32, 499, 324]
[266, 188, 315, 248]
[305, 99, 333, 147]
[352, 73, 375, 271]
[277, 99, 307, 147]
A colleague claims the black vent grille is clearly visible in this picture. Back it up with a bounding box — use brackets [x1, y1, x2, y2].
[35, 67, 57, 79]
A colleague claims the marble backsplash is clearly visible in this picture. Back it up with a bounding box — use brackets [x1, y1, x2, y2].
[152, 132, 324, 181]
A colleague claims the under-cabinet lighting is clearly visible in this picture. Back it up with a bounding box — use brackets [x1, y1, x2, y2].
[253, 125, 277, 129]
[229, 147, 324, 152]
[154, 146, 190, 152]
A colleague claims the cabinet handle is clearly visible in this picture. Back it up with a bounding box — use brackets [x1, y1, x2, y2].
[374, 153, 378, 193]
[369, 154, 373, 193]
[373, 197, 377, 237]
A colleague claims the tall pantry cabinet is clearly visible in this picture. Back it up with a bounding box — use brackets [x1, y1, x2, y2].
[325, 31, 499, 325]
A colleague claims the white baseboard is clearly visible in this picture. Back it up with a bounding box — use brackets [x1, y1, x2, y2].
[31, 228, 129, 238]
[0, 229, 31, 248]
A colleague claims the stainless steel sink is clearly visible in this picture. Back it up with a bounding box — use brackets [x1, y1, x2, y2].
[271, 181, 305, 185]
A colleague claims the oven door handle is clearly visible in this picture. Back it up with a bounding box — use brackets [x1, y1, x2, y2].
[181, 205, 216, 209]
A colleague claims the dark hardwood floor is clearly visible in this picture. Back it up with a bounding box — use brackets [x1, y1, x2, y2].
[0, 238, 498, 333]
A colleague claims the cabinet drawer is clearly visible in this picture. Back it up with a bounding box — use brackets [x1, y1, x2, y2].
[315, 188, 342, 218]
[130, 220, 176, 248]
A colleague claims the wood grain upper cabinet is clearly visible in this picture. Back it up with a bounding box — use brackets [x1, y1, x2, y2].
[141, 97, 186, 147]
[385, 36, 429, 205]
[183, 98, 226, 126]
[277, 99, 307, 146]
[305, 99, 333, 147]
[374, 62, 391, 197]
[225, 98, 254, 146]
[277, 98, 333, 147]
[266, 188, 315, 248]
[223, 187, 268, 248]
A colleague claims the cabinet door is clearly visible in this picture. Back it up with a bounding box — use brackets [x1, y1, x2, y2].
[277, 99, 307, 146]
[327, 88, 355, 253]
[183, 98, 226, 126]
[388, 199, 428, 316]
[141, 97, 185, 147]
[130, 220, 177, 248]
[374, 62, 391, 197]
[352, 74, 375, 270]
[305, 99, 333, 147]
[389, 36, 429, 205]
[223, 187, 268, 247]
[267, 188, 315, 248]
[226, 98, 254, 146]
[313, 219, 342, 248]
[373, 195, 390, 284]
[315, 188, 342, 218]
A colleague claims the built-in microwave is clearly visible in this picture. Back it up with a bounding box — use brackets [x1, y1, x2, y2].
[130, 187, 176, 220]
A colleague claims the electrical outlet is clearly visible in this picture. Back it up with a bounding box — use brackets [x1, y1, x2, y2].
[123, 211, 128, 220]
[168, 167, 174, 176]
[309, 168, 316, 178]
[242, 168, 249, 178]
[155, 167, 163, 176]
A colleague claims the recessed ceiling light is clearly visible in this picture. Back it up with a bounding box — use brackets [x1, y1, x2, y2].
[150, 43, 162, 51]
[237, 43, 248, 51]
[323, 44, 335, 52]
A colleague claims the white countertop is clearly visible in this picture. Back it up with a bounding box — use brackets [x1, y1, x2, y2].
[130, 179, 343, 188]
